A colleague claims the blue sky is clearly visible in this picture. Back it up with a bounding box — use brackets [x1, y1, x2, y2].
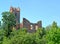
[0, 0, 60, 27]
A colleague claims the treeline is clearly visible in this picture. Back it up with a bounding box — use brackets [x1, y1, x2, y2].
[0, 12, 60, 44]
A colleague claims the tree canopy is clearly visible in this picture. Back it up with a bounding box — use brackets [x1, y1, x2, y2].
[2, 12, 16, 37]
[0, 11, 60, 44]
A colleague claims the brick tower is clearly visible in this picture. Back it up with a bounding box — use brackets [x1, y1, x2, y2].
[10, 7, 20, 29]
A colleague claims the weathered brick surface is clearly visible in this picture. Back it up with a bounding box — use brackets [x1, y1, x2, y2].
[10, 7, 42, 32]
[23, 18, 42, 33]
[23, 18, 30, 30]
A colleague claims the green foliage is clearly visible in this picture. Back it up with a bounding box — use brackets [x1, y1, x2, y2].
[2, 12, 16, 29]
[0, 28, 46, 44]
[0, 21, 1, 26]
[0, 29, 5, 44]
[0, 12, 60, 44]
[51, 21, 58, 29]
[0, 21, 1, 29]
[0, 24, 60, 44]
[46, 21, 60, 44]
[2, 12, 16, 37]
[46, 28, 60, 44]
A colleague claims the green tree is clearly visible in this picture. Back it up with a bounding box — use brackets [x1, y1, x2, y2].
[46, 28, 60, 44]
[0, 29, 5, 44]
[0, 21, 1, 28]
[46, 22, 60, 44]
[51, 21, 58, 29]
[46, 25, 51, 31]
[2, 12, 16, 37]
[0, 21, 1, 26]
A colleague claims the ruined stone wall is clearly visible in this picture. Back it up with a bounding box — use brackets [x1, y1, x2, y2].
[23, 18, 42, 33]
[23, 18, 30, 30]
